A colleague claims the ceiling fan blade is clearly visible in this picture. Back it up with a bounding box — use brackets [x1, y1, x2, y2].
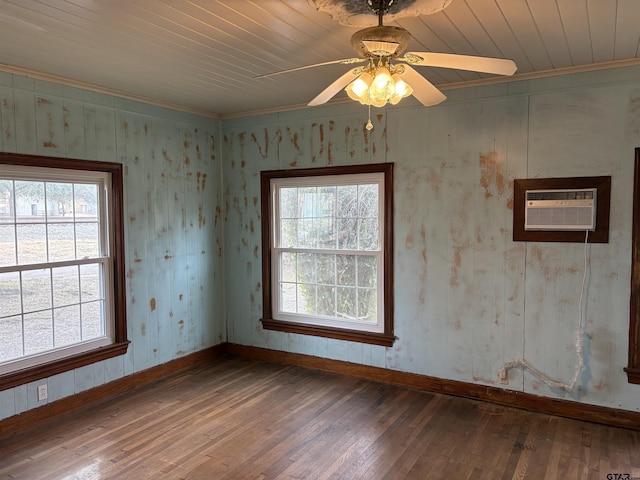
[255, 58, 365, 79]
[403, 52, 517, 76]
[400, 65, 447, 106]
[308, 69, 361, 106]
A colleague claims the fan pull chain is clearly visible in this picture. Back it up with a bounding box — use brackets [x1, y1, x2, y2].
[366, 86, 374, 130]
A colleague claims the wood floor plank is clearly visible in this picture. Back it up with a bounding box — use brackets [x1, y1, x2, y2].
[1, 356, 640, 480]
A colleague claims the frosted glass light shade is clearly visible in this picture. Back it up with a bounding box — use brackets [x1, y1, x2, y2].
[345, 72, 373, 102]
[344, 66, 412, 107]
[370, 66, 393, 101]
[389, 73, 413, 104]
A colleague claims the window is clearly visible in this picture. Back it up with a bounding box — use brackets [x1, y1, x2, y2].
[0, 153, 128, 391]
[260, 163, 394, 346]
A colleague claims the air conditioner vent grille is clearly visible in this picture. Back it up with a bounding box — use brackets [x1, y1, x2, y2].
[527, 190, 595, 201]
[525, 188, 596, 231]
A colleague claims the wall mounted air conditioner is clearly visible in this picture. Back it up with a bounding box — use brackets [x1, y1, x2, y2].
[524, 188, 597, 231]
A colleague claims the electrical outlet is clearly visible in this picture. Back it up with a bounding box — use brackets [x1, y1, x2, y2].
[498, 370, 508, 385]
[37, 384, 47, 401]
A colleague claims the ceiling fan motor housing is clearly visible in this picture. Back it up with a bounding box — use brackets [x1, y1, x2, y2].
[350, 25, 412, 57]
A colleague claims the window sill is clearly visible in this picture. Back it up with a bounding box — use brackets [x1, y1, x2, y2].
[261, 318, 395, 347]
[624, 367, 640, 385]
[0, 341, 130, 391]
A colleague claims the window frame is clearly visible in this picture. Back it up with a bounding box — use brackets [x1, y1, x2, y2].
[626, 148, 640, 384]
[0, 153, 129, 392]
[260, 163, 395, 347]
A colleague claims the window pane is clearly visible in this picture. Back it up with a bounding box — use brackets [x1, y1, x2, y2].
[80, 263, 101, 301]
[76, 222, 99, 259]
[17, 224, 47, 264]
[54, 305, 81, 347]
[358, 288, 377, 322]
[23, 311, 53, 355]
[299, 187, 317, 218]
[0, 315, 22, 362]
[281, 252, 297, 283]
[317, 254, 335, 285]
[0, 271, 21, 318]
[358, 184, 379, 218]
[74, 183, 99, 218]
[358, 218, 379, 250]
[81, 301, 103, 339]
[53, 266, 80, 307]
[0, 225, 16, 266]
[298, 218, 315, 248]
[280, 219, 297, 248]
[317, 285, 336, 317]
[337, 185, 358, 218]
[46, 182, 73, 218]
[357, 256, 377, 288]
[336, 255, 355, 286]
[48, 223, 75, 262]
[297, 284, 316, 315]
[0, 179, 14, 220]
[336, 287, 356, 319]
[22, 268, 52, 313]
[280, 282, 297, 313]
[318, 186, 336, 217]
[316, 217, 335, 249]
[337, 218, 358, 250]
[297, 253, 315, 283]
[280, 187, 298, 219]
[15, 181, 45, 222]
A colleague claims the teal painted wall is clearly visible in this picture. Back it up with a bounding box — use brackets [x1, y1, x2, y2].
[2, 64, 640, 420]
[0, 72, 224, 420]
[222, 65, 640, 412]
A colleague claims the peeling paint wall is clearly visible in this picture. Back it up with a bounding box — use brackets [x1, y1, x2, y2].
[222, 65, 640, 412]
[2, 64, 639, 421]
[0, 72, 224, 419]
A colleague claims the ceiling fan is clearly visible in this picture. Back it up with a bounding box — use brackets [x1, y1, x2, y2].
[256, 0, 517, 109]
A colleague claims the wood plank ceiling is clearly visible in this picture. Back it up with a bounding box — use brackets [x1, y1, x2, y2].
[0, 0, 638, 118]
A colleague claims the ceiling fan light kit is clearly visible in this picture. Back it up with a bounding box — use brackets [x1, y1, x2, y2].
[345, 59, 413, 107]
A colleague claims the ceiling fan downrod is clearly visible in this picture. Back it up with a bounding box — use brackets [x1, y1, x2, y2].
[366, 0, 396, 25]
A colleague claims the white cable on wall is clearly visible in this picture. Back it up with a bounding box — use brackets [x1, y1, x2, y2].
[498, 230, 590, 391]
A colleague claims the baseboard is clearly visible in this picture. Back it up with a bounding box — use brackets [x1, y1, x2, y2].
[0, 344, 226, 438]
[224, 343, 640, 431]
[4, 342, 638, 438]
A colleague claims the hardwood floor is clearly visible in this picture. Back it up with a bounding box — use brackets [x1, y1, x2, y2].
[1, 356, 639, 480]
